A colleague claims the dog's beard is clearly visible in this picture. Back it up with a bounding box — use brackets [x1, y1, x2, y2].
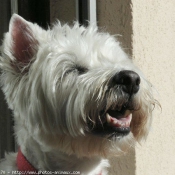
[85, 86, 141, 140]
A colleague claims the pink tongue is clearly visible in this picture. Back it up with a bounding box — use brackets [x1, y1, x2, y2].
[107, 114, 132, 128]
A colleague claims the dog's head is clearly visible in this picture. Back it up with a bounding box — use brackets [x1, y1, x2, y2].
[0, 14, 157, 157]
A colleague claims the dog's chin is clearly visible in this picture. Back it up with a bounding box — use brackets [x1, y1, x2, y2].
[89, 106, 134, 139]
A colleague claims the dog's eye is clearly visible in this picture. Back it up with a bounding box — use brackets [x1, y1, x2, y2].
[75, 65, 88, 75]
[65, 66, 88, 76]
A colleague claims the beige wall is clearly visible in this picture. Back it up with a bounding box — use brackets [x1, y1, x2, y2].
[97, 0, 132, 56]
[97, 0, 175, 174]
[132, 0, 175, 174]
[50, 0, 76, 24]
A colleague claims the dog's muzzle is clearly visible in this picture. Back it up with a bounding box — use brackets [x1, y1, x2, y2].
[88, 70, 140, 138]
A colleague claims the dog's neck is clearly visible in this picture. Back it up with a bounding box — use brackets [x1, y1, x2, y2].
[19, 141, 109, 175]
[16, 124, 110, 174]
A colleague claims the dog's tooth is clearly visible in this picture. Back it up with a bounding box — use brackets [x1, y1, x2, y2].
[106, 113, 111, 123]
[126, 113, 132, 126]
[128, 113, 132, 123]
[124, 110, 131, 117]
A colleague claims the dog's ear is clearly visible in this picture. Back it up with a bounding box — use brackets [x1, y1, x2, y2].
[9, 14, 39, 72]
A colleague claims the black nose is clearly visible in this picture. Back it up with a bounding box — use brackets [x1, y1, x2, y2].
[113, 70, 140, 95]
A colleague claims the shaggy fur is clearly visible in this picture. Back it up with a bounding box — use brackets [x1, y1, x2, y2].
[0, 14, 156, 175]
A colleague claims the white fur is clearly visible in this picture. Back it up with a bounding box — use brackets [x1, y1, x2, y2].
[0, 14, 157, 174]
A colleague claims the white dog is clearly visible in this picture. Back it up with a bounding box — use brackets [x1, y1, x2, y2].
[0, 14, 156, 175]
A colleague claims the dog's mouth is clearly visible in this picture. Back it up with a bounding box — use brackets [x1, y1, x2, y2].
[88, 104, 135, 138]
[106, 109, 132, 133]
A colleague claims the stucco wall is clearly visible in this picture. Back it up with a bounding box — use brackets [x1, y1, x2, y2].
[50, 0, 76, 24]
[97, 0, 175, 175]
[97, 0, 132, 56]
[132, 0, 175, 174]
